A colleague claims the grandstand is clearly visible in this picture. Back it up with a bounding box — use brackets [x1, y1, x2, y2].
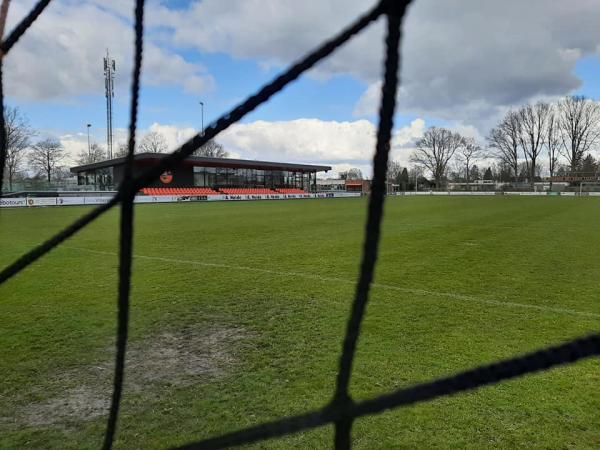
[70, 153, 331, 194]
[141, 187, 220, 196]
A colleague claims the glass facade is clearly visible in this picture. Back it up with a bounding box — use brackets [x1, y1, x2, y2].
[76, 167, 114, 190]
[75, 161, 322, 192]
[193, 166, 313, 190]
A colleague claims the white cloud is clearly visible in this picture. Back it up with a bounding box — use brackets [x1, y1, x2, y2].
[145, 123, 197, 151]
[149, 0, 600, 128]
[58, 133, 88, 166]
[4, 0, 213, 101]
[353, 81, 381, 118]
[49, 117, 425, 177]
[220, 119, 375, 162]
[393, 118, 425, 148]
[147, 0, 382, 80]
[59, 123, 199, 164]
[9, 0, 600, 136]
[218, 117, 425, 176]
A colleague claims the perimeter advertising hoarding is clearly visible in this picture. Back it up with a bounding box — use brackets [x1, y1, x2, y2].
[0, 198, 27, 208]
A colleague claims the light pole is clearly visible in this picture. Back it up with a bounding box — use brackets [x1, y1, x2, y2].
[86, 123, 92, 157]
[104, 50, 116, 159]
[199, 101, 204, 135]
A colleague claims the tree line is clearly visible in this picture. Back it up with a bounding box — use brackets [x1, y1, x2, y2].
[410, 96, 600, 189]
[5, 95, 600, 191]
[339, 95, 600, 190]
[2, 106, 228, 190]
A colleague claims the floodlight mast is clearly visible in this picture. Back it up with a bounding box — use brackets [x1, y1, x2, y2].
[104, 49, 116, 159]
[86, 123, 91, 157]
[199, 101, 204, 136]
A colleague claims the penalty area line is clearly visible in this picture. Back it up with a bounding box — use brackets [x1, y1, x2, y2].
[64, 246, 600, 320]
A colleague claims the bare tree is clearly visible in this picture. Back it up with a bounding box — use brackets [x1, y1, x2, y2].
[408, 165, 424, 190]
[410, 127, 464, 188]
[29, 138, 65, 182]
[53, 167, 74, 182]
[77, 143, 106, 165]
[3, 106, 34, 191]
[387, 160, 403, 183]
[456, 137, 482, 187]
[339, 168, 363, 180]
[546, 107, 561, 191]
[487, 110, 521, 181]
[347, 168, 363, 180]
[447, 159, 464, 182]
[518, 101, 550, 188]
[194, 139, 228, 158]
[114, 142, 129, 158]
[138, 131, 168, 153]
[558, 95, 600, 171]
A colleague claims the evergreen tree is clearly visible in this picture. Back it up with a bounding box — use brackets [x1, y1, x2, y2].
[484, 167, 493, 180]
[579, 154, 597, 174]
[399, 168, 409, 190]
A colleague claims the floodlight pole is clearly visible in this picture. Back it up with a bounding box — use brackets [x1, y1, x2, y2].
[104, 49, 116, 159]
[86, 123, 91, 157]
[199, 101, 204, 135]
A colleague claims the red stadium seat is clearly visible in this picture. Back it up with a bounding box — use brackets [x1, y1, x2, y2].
[141, 187, 279, 196]
[276, 188, 308, 194]
[221, 188, 278, 195]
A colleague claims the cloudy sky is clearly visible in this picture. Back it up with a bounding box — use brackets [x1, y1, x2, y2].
[5, 0, 600, 176]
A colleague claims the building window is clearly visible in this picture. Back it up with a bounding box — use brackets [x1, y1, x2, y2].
[193, 167, 206, 187]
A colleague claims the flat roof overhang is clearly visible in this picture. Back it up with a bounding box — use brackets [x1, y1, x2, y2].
[70, 153, 331, 174]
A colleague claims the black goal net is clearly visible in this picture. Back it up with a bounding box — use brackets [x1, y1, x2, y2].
[0, 1, 598, 449]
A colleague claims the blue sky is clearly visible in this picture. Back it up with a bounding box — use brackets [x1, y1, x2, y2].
[5, 0, 600, 174]
[13, 49, 379, 132]
[575, 56, 600, 99]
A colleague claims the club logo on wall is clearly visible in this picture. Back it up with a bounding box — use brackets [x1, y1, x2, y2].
[160, 171, 173, 184]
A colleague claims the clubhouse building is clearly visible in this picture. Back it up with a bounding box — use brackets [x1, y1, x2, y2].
[70, 153, 332, 194]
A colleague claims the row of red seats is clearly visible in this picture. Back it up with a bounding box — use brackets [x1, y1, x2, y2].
[220, 188, 276, 195]
[142, 188, 219, 196]
[276, 188, 308, 194]
[141, 187, 308, 196]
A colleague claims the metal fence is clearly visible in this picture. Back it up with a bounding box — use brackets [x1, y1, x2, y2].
[0, 1, 598, 449]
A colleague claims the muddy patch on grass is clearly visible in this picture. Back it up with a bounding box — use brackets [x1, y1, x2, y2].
[5, 325, 248, 429]
[117, 326, 246, 388]
[14, 386, 110, 427]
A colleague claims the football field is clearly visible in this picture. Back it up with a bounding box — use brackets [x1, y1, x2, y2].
[1, 196, 599, 449]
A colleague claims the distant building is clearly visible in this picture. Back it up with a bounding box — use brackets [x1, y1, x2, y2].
[448, 180, 496, 191]
[317, 179, 346, 191]
[344, 179, 371, 193]
[317, 178, 371, 194]
[71, 153, 331, 192]
[549, 172, 600, 183]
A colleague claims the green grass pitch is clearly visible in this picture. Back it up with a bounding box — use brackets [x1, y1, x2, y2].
[1, 196, 599, 449]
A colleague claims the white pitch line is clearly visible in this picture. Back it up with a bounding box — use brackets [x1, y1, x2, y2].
[65, 246, 600, 320]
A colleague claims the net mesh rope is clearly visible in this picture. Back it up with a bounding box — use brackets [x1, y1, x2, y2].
[0, 1, 598, 449]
